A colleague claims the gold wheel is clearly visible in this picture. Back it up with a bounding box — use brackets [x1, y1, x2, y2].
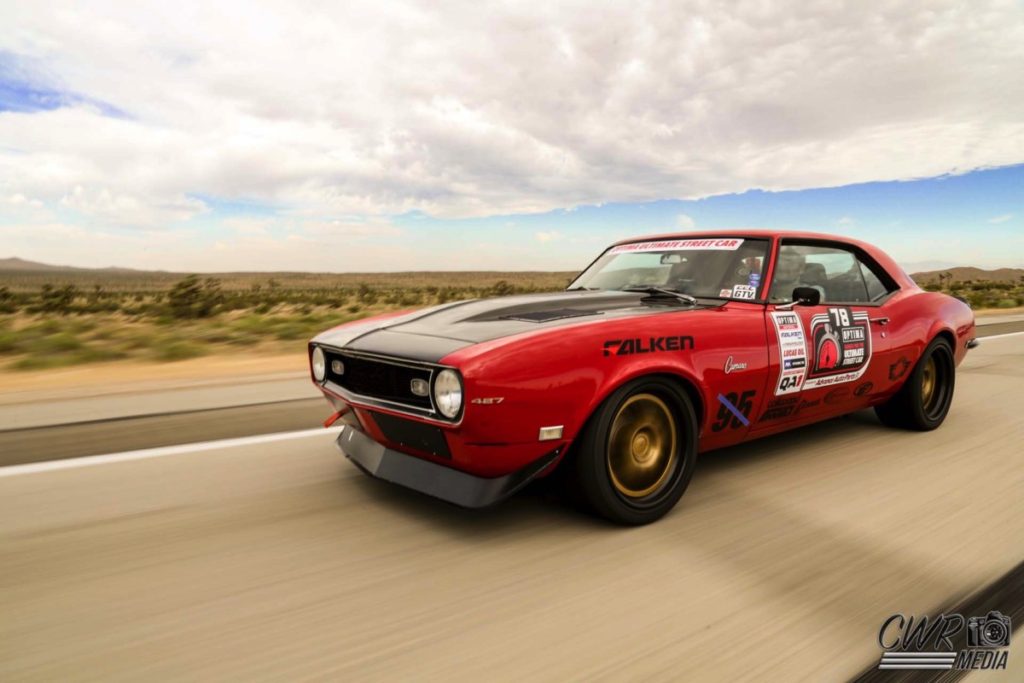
[921, 355, 937, 409]
[607, 393, 678, 499]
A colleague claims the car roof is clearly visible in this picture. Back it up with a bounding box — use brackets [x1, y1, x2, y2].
[613, 228, 862, 246]
[608, 229, 915, 288]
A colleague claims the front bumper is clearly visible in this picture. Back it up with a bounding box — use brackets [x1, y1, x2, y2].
[336, 424, 561, 508]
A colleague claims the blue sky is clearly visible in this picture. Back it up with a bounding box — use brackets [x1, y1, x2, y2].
[1, 2, 1022, 272]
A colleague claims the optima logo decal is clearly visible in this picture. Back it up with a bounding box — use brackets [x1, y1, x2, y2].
[603, 336, 694, 356]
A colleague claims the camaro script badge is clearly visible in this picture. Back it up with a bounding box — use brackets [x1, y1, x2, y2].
[724, 356, 747, 374]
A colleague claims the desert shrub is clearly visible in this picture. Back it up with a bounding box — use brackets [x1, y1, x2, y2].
[167, 275, 224, 318]
[0, 286, 15, 313]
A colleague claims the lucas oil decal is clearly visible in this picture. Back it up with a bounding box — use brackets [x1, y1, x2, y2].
[609, 238, 744, 254]
[771, 311, 808, 395]
[770, 307, 873, 395]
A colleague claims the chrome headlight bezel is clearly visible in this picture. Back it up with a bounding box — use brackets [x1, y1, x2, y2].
[433, 368, 463, 419]
[311, 346, 326, 383]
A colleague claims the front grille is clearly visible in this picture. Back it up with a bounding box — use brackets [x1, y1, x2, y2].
[323, 349, 433, 410]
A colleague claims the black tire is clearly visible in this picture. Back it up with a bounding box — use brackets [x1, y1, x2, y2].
[573, 376, 698, 525]
[874, 337, 955, 431]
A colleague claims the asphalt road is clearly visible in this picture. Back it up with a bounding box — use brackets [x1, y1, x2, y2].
[1, 333, 1022, 680]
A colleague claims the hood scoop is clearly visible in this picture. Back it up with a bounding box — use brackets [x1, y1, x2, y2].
[500, 308, 603, 323]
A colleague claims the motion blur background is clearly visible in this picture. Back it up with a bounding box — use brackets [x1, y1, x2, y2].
[1, 1, 1023, 680]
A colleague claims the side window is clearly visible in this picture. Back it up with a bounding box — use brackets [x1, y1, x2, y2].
[770, 243, 889, 304]
[859, 261, 889, 301]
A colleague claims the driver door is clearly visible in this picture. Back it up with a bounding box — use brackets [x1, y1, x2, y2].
[754, 241, 894, 430]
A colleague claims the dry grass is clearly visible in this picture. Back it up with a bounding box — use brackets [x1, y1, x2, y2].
[0, 271, 575, 371]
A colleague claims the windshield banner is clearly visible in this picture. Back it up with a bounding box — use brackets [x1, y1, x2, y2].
[610, 238, 744, 253]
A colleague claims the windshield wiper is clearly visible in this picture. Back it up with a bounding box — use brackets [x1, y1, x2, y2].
[566, 286, 599, 291]
[621, 285, 698, 306]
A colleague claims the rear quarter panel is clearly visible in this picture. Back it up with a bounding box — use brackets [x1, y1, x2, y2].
[869, 289, 975, 403]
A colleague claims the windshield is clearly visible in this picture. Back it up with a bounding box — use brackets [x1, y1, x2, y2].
[569, 237, 770, 300]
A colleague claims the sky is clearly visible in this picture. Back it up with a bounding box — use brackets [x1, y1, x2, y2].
[1, 0, 1022, 273]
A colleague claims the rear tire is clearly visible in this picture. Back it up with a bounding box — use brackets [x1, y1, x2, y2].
[874, 337, 955, 431]
[573, 377, 698, 525]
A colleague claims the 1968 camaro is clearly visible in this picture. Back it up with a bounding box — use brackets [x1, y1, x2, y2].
[308, 231, 977, 524]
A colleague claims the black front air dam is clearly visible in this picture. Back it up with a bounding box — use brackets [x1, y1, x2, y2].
[336, 425, 561, 508]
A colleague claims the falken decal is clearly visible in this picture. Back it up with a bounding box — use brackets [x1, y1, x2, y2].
[603, 336, 694, 356]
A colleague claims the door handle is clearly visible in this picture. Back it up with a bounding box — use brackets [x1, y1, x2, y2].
[870, 316, 890, 326]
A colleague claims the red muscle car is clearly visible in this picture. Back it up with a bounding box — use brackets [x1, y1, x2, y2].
[309, 231, 977, 524]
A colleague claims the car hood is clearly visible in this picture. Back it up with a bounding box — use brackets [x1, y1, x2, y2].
[313, 290, 711, 363]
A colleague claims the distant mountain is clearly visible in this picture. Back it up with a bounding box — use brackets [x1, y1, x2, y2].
[911, 267, 1024, 284]
[0, 257, 146, 273]
[0, 257, 85, 272]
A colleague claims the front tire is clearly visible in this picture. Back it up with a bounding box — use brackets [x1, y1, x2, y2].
[875, 337, 955, 430]
[573, 377, 698, 525]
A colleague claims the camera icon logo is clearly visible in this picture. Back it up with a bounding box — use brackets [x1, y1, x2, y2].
[966, 611, 1012, 648]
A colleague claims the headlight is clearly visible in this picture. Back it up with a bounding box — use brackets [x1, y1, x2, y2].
[433, 369, 463, 419]
[311, 346, 326, 382]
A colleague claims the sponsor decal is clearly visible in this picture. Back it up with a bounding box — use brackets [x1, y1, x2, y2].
[723, 356, 747, 374]
[719, 288, 733, 297]
[712, 390, 755, 431]
[802, 307, 873, 390]
[797, 398, 820, 413]
[770, 311, 808, 395]
[470, 397, 504, 405]
[876, 610, 1010, 671]
[854, 381, 873, 396]
[603, 336, 695, 356]
[759, 396, 798, 421]
[889, 356, 911, 381]
[731, 284, 757, 300]
[824, 387, 849, 405]
[758, 396, 822, 421]
[609, 238, 745, 254]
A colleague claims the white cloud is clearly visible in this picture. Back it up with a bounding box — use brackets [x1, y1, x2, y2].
[676, 213, 696, 230]
[988, 213, 1014, 224]
[535, 230, 562, 243]
[0, 0, 1022, 233]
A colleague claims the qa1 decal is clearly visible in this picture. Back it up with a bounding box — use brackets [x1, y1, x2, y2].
[771, 311, 808, 395]
[803, 307, 873, 390]
[712, 390, 755, 431]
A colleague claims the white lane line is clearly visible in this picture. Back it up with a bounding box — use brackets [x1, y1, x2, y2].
[0, 426, 344, 478]
[978, 330, 1024, 341]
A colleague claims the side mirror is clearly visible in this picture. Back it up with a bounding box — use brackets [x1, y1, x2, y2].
[792, 286, 821, 306]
